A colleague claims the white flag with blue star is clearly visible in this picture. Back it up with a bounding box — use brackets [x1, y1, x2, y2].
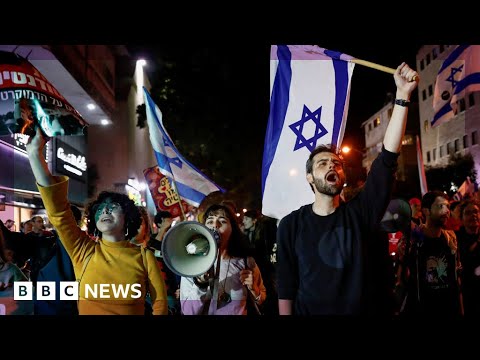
[262, 45, 355, 220]
[143, 88, 225, 208]
[432, 45, 480, 127]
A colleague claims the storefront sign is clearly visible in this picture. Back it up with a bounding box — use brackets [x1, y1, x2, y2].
[53, 139, 87, 182]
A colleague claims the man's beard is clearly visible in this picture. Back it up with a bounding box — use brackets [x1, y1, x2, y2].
[432, 215, 448, 228]
[313, 175, 343, 196]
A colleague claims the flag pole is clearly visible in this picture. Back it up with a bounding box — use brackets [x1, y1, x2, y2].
[168, 177, 187, 221]
[350, 58, 419, 82]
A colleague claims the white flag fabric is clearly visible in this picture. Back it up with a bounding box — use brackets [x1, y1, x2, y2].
[261, 45, 355, 220]
[453, 176, 475, 201]
[143, 88, 225, 207]
[416, 135, 428, 196]
[432, 45, 480, 127]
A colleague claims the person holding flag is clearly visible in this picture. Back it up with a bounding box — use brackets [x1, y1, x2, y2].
[277, 62, 419, 315]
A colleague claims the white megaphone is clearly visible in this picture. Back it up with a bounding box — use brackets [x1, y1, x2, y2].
[161, 221, 219, 277]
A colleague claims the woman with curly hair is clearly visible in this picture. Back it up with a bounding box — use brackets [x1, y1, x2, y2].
[26, 128, 167, 315]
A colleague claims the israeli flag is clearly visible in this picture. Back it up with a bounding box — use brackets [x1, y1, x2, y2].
[261, 45, 355, 220]
[144, 88, 225, 207]
[432, 45, 480, 127]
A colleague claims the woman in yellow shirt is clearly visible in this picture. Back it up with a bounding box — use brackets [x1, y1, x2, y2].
[26, 128, 167, 315]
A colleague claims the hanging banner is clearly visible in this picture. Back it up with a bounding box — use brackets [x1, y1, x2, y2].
[143, 165, 189, 218]
[0, 50, 88, 137]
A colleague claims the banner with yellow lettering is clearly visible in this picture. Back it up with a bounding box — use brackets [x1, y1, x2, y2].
[143, 165, 189, 218]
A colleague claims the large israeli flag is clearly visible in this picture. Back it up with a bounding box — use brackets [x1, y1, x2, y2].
[261, 45, 355, 220]
[143, 88, 225, 208]
[432, 45, 480, 127]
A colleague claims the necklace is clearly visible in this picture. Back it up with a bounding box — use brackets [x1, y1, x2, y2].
[218, 257, 232, 304]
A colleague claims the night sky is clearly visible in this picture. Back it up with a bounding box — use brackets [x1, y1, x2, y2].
[128, 44, 421, 208]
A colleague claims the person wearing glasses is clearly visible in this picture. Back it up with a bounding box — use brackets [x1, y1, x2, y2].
[25, 127, 167, 315]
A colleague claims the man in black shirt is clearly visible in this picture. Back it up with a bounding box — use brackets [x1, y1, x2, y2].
[277, 62, 419, 315]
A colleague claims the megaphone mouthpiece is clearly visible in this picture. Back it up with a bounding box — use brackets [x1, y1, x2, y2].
[186, 237, 210, 255]
[161, 221, 219, 277]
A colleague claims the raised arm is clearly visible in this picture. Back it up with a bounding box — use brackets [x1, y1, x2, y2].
[383, 63, 419, 153]
[25, 127, 58, 186]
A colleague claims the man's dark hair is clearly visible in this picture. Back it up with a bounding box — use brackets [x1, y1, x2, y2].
[305, 144, 344, 192]
[154, 211, 172, 225]
[244, 210, 259, 220]
[85, 191, 141, 238]
[305, 144, 343, 174]
[421, 191, 449, 211]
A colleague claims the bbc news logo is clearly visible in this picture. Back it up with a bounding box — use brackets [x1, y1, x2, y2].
[14, 282, 142, 300]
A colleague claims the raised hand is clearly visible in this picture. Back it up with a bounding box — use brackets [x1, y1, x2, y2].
[394, 62, 419, 98]
[26, 127, 49, 156]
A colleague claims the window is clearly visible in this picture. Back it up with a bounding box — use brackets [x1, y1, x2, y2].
[387, 108, 393, 120]
[447, 142, 452, 155]
[433, 148, 436, 161]
[420, 59, 425, 70]
[463, 134, 468, 148]
[459, 98, 466, 112]
[422, 89, 427, 101]
[426, 54, 431, 65]
[454, 139, 459, 152]
[439, 145, 443, 157]
[428, 85, 433, 96]
[473, 131, 478, 145]
[432, 48, 438, 59]
[374, 117, 380, 128]
[427, 151, 431, 163]
[424, 120, 429, 132]
[469, 93, 475, 107]
[440, 44, 445, 53]
[368, 123, 372, 131]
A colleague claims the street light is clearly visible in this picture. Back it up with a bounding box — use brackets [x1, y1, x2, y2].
[339, 145, 366, 198]
[341, 145, 363, 156]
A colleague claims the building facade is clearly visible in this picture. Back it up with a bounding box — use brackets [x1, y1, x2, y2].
[361, 99, 420, 198]
[0, 45, 155, 227]
[416, 45, 480, 187]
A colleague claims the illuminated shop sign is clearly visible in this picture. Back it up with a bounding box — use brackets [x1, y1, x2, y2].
[54, 139, 87, 182]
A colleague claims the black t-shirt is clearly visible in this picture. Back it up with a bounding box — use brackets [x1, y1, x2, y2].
[407, 231, 460, 316]
[277, 147, 399, 315]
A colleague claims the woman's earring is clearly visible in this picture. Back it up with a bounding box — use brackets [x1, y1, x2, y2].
[125, 227, 129, 238]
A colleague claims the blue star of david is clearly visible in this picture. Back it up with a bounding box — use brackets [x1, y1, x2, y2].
[446, 65, 464, 88]
[163, 137, 183, 168]
[289, 105, 328, 152]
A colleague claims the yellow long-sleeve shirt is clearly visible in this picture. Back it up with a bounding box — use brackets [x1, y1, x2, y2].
[38, 176, 168, 315]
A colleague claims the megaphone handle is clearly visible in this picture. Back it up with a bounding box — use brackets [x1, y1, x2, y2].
[206, 250, 222, 315]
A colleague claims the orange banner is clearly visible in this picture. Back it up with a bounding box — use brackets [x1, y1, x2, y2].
[143, 165, 189, 218]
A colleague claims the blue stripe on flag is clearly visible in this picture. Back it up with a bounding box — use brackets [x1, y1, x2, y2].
[331, 59, 349, 146]
[144, 88, 225, 207]
[438, 45, 469, 74]
[261, 45, 292, 195]
[145, 90, 225, 191]
[175, 182, 208, 206]
[324, 49, 343, 61]
[453, 72, 480, 94]
[432, 102, 453, 125]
